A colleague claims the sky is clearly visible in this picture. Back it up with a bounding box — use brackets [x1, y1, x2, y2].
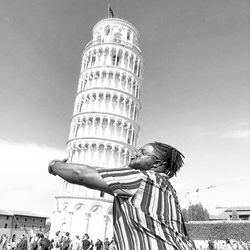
[0, 0, 249, 217]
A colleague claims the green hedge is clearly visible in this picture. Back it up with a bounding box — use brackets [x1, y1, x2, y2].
[186, 221, 250, 241]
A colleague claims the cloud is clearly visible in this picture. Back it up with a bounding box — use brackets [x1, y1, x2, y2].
[0, 140, 65, 216]
[221, 130, 250, 139]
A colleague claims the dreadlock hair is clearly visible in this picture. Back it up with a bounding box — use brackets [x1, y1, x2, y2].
[149, 141, 185, 178]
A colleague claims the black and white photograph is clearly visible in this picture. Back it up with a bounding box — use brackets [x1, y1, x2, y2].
[0, 1, 249, 249]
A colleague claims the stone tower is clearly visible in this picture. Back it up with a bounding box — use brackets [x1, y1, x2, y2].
[50, 15, 143, 241]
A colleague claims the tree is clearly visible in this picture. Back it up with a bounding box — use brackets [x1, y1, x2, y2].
[44, 221, 51, 233]
[185, 203, 210, 221]
[181, 208, 189, 222]
[231, 210, 239, 220]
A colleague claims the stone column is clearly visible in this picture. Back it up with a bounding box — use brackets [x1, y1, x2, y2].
[110, 147, 115, 167]
[115, 96, 120, 114]
[115, 49, 118, 66]
[126, 125, 130, 144]
[121, 98, 126, 116]
[116, 148, 121, 168]
[112, 120, 116, 140]
[130, 129, 134, 145]
[89, 51, 93, 67]
[130, 80, 133, 94]
[85, 213, 91, 234]
[132, 57, 136, 73]
[124, 149, 129, 166]
[120, 122, 125, 142]
[128, 53, 131, 70]
[103, 215, 110, 239]
[125, 76, 128, 92]
[128, 101, 133, 119]
[68, 211, 74, 233]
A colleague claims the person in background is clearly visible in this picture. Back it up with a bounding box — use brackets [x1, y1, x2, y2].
[108, 238, 116, 250]
[53, 231, 61, 250]
[39, 234, 50, 250]
[226, 239, 233, 250]
[10, 239, 16, 250]
[49, 239, 54, 250]
[89, 240, 94, 250]
[81, 234, 91, 250]
[237, 241, 243, 250]
[16, 235, 28, 250]
[70, 236, 80, 250]
[208, 240, 214, 250]
[240, 240, 248, 250]
[0, 234, 8, 250]
[232, 242, 239, 250]
[103, 238, 110, 250]
[61, 233, 70, 250]
[30, 233, 40, 250]
[95, 239, 103, 250]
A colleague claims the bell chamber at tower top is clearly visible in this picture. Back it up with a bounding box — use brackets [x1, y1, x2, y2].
[81, 18, 143, 79]
[87, 18, 140, 51]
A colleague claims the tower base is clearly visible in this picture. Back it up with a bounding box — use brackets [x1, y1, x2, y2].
[50, 196, 113, 242]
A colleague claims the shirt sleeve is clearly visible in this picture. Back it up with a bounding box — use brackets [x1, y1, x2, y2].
[97, 167, 145, 198]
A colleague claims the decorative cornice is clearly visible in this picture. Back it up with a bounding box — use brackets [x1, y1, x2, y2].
[66, 137, 136, 151]
[84, 40, 142, 55]
[80, 66, 142, 83]
[71, 111, 140, 129]
[76, 87, 141, 108]
[55, 196, 113, 203]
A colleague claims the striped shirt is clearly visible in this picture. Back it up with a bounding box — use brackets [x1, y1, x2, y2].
[98, 167, 196, 250]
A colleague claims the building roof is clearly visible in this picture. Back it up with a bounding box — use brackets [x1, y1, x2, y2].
[0, 209, 13, 216]
[210, 206, 250, 221]
[224, 206, 250, 212]
[10, 210, 48, 218]
[0, 209, 48, 218]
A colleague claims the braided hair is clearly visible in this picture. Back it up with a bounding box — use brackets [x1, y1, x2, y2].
[149, 141, 185, 178]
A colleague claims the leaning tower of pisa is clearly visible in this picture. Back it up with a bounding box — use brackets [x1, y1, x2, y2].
[50, 16, 143, 241]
